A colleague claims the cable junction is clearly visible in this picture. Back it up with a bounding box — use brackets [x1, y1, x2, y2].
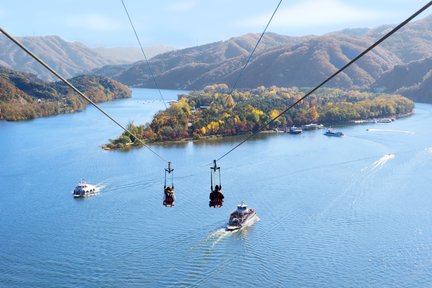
[214, 0, 432, 163]
[121, 0, 168, 109]
[0, 27, 169, 163]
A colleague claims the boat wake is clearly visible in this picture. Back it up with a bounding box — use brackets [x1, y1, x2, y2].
[362, 154, 395, 172]
[317, 154, 395, 221]
[366, 128, 415, 135]
[94, 184, 106, 193]
[206, 215, 260, 247]
[207, 228, 231, 248]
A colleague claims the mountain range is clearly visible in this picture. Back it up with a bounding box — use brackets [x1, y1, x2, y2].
[0, 35, 174, 81]
[3, 15, 432, 103]
[91, 15, 432, 103]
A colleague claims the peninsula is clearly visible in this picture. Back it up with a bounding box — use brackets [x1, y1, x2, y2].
[104, 84, 414, 150]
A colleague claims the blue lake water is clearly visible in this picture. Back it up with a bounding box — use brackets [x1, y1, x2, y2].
[1, 88, 432, 287]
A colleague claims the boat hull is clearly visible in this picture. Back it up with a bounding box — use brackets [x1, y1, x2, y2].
[226, 209, 257, 231]
[72, 183, 97, 198]
[324, 131, 344, 137]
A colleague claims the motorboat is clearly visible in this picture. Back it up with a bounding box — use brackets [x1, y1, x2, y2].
[324, 129, 344, 137]
[73, 180, 97, 198]
[226, 202, 257, 231]
[288, 126, 302, 134]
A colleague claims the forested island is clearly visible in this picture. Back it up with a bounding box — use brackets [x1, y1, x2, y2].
[104, 84, 414, 150]
[0, 67, 131, 121]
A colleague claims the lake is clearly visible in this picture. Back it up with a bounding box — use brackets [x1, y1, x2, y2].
[1, 88, 432, 287]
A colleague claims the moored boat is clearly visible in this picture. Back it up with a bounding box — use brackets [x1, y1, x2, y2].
[288, 126, 302, 134]
[73, 180, 97, 198]
[226, 202, 257, 231]
[376, 118, 393, 123]
[301, 123, 324, 130]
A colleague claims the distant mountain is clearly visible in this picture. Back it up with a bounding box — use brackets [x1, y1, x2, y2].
[398, 72, 432, 103]
[372, 57, 432, 103]
[93, 45, 176, 64]
[366, 15, 432, 63]
[5, 14, 432, 92]
[0, 35, 122, 81]
[335, 15, 432, 63]
[103, 33, 399, 90]
[0, 66, 131, 120]
[202, 35, 400, 89]
[94, 33, 312, 87]
[95, 15, 432, 91]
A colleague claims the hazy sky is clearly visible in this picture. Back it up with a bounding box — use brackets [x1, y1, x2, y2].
[1, 0, 431, 48]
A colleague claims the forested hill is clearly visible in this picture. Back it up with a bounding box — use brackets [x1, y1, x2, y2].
[95, 31, 401, 90]
[0, 35, 120, 81]
[94, 15, 432, 92]
[104, 84, 414, 150]
[0, 67, 131, 120]
[372, 57, 432, 103]
[94, 33, 314, 87]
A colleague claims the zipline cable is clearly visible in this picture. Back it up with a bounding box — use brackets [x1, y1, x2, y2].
[205, 0, 283, 169]
[0, 27, 168, 163]
[214, 0, 432, 162]
[228, 0, 283, 94]
[121, 0, 168, 109]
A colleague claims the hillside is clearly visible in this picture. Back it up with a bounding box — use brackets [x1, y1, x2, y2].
[0, 35, 123, 81]
[372, 57, 432, 103]
[0, 66, 131, 120]
[105, 34, 400, 90]
[96, 15, 432, 91]
[199, 35, 400, 89]
[95, 33, 312, 87]
[334, 15, 432, 63]
[367, 15, 432, 63]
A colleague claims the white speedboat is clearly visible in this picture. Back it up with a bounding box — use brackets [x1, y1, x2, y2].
[73, 180, 97, 198]
[226, 202, 257, 231]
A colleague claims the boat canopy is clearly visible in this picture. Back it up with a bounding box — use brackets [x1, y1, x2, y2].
[237, 203, 247, 213]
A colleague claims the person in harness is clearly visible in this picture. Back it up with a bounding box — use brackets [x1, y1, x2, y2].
[163, 162, 175, 207]
[209, 160, 224, 208]
[164, 186, 175, 207]
[209, 185, 224, 207]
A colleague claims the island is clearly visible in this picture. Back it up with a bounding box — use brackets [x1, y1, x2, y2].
[0, 66, 131, 121]
[104, 84, 414, 150]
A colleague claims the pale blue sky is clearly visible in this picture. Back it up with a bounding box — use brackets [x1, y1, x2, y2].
[1, 0, 431, 48]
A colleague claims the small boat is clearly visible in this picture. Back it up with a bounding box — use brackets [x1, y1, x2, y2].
[301, 123, 324, 130]
[324, 129, 344, 137]
[376, 118, 393, 123]
[226, 202, 257, 231]
[288, 126, 302, 134]
[73, 180, 97, 198]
